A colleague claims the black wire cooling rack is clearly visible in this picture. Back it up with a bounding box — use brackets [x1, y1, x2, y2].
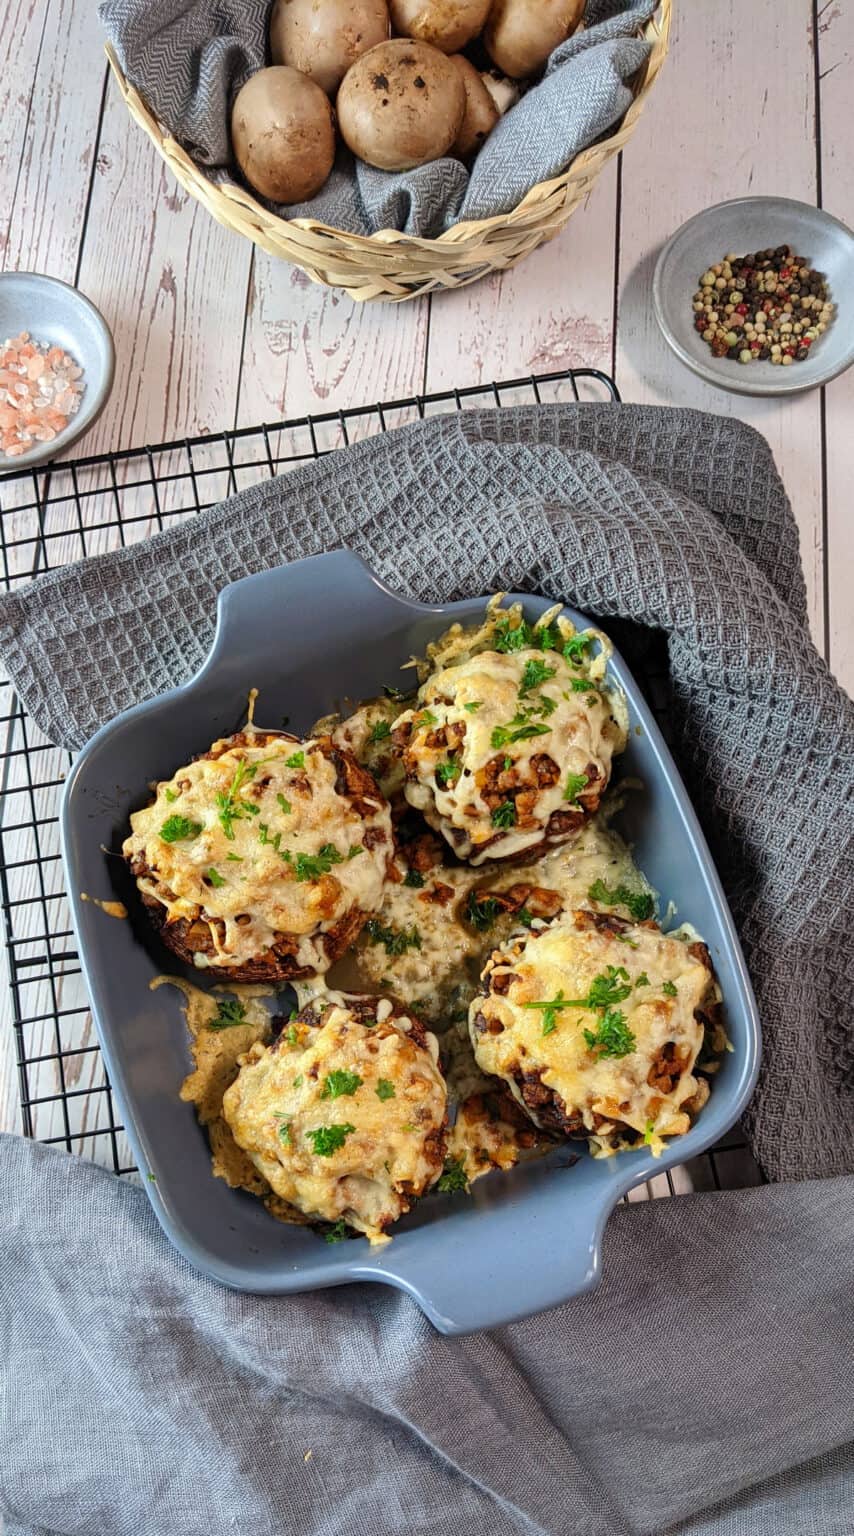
[0, 365, 760, 1197]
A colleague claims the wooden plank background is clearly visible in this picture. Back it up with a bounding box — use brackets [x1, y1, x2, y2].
[0, 0, 851, 1154]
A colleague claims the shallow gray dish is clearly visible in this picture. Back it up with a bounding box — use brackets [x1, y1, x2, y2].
[0, 272, 115, 469]
[653, 196, 854, 396]
[61, 551, 761, 1334]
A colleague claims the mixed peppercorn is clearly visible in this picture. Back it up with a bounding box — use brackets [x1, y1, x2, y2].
[693, 245, 833, 365]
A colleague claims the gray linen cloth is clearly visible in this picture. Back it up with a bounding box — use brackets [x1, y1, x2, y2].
[1, 403, 852, 1182]
[98, 0, 654, 237]
[1, 1132, 853, 1536]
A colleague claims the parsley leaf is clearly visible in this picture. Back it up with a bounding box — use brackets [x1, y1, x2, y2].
[491, 801, 516, 829]
[437, 1158, 469, 1193]
[226, 852, 243, 862]
[662, 980, 678, 997]
[284, 1023, 299, 1046]
[517, 907, 535, 928]
[563, 634, 593, 664]
[569, 678, 597, 693]
[643, 1119, 656, 1145]
[368, 719, 392, 743]
[321, 1070, 363, 1100]
[563, 771, 589, 806]
[307, 1123, 355, 1157]
[490, 715, 551, 749]
[383, 684, 405, 701]
[258, 823, 282, 852]
[403, 868, 424, 888]
[416, 709, 437, 729]
[215, 758, 259, 840]
[583, 1008, 636, 1059]
[522, 966, 633, 1034]
[163, 787, 178, 803]
[206, 867, 226, 888]
[277, 794, 292, 815]
[465, 891, 502, 931]
[285, 751, 305, 769]
[519, 658, 556, 696]
[159, 814, 203, 843]
[435, 758, 461, 788]
[375, 1079, 396, 1101]
[293, 1074, 303, 1088]
[325, 1219, 350, 1243]
[464, 701, 482, 713]
[364, 919, 422, 956]
[588, 879, 655, 923]
[635, 972, 650, 988]
[348, 844, 364, 859]
[493, 617, 535, 652]
[282, 844, 344, 882]
[208, 997, 247, 1031]
[275, 1116, 293, 1147]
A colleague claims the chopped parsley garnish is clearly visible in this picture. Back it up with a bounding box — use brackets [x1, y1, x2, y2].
[503, 756, 513, 771]
[491, 800, 516, 829]
[347, 844, 363, 860]
[635, 972, 650, 988]
[563, 634, 593, 664]
[494, 616, 535, 652]
[490, 711, 552, 749]
[583, 1008, 636, 1059]
[643, 1119, 656, 1145]
[464, 701, 482, 713]
[375, 1079, 396, 1101]
[321, 1070, 363, 1100]
[437, 1158, 469, 1193]
[364, 919, 422, 956]
[383, 684, 405, 701]
[325, 1219, 349, 1243]
[465, 890, 502, 931]
[285, 750, 305, 769]
[435, 758, 461, 788]
[284, 1023, 299, 1046]
[277, 794, 292, 815]
[258, 823, 282, 852]
[587, 879, 655, 923]
[226, 852, 243, 862]
[368, 719, 392, 743]
[282, 844, 344, 882]
[206, 867, 226, 888]
[216, 758, 259, 840]
[563, 771, 589, 806]
[517, 907, 535, 928]
[519, 658, 556, 696]
[275, 1116, 292, 1146]
[522, 966, 633, 1036]
[293, 1074, 303, 1088]
[618, 935, 639, 949]
[569, 678, 597, 693]
[307, 1123, 355, 1157]
[403, 868, 424, 888]
[208, 997, 247, 1031]
[662, 980, 678, 997]
[163, 787, 178, 803]
[416, 709, 437, 729]
[159, 814, 203, 843]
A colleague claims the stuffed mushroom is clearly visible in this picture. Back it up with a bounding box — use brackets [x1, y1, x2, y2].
[222, 993, 448, 1243]
[123, 730, 393, 981]
[470, 908, 720, 1155]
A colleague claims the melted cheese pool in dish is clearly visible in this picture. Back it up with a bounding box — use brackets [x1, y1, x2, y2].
[222, 996, 447, 1244]
[392, 611, 627, 864]
[471, 910, 719, 1155]
[124, 730, 392, 981]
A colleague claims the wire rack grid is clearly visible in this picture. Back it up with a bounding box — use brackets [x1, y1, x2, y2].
[0, 365, 760, 1202]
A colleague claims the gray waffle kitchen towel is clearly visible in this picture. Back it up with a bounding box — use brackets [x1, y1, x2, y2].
[0, 403, 852, 1183]
[98, 0, 654, 237]
[1, 1132, 853, 1536]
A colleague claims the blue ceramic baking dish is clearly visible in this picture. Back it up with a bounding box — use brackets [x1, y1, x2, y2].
[61, 550, 760, 1334]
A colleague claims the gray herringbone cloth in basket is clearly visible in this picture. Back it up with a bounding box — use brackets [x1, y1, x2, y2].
[0, 404, 852, 1181]
[98, 0, 654, 238]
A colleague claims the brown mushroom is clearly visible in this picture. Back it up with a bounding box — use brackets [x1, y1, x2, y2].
[388, 0, 492, 53]
[269, 0, 390, 97]
[337, 39, 466, 170]
[484, 0, 584, 79]
[448, 54, 499, 159]
[231, 66, 336, 203]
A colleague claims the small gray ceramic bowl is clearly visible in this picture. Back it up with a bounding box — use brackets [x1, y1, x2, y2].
[653, 196, 854, 397]
[0, 272, 115, 469]
[61, 550, 761, 1335]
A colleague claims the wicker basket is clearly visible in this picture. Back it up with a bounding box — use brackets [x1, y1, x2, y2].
[105, 2, 670, 304]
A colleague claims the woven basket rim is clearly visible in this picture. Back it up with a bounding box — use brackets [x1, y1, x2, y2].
[104, 0, 670, 255]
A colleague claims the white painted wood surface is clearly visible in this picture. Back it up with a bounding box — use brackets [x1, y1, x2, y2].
[0, 0, 851, 1169]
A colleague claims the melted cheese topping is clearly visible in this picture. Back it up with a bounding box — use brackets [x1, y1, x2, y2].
[395, 648, 627, 863]
[320, 699, 407, 804]
[222, 1003, 447, 1245]
[471, 917, 711, 1153]
[124, 736, 391, 972]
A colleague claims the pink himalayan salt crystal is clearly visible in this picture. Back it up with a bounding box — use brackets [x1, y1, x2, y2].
[0, 331, 85, 459]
